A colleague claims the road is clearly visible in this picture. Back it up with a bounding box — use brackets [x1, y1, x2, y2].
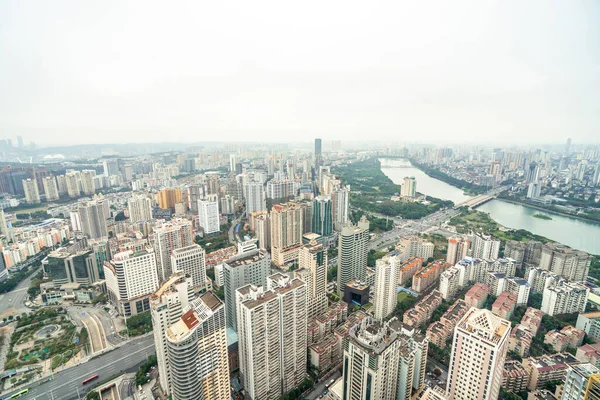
[306, 371, 341, 400]
[3, 335, 156, 400]
[0, 267, 41, 317]
[368, 208, 461, 251]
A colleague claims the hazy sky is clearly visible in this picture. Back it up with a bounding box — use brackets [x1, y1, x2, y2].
[0, 1, 598, 146]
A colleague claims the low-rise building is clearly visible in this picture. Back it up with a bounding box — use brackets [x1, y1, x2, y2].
[527, 390, 558, 400]
[425, 299, 469, 348]
[522, 353, 580, 390]
[343, 280, 370, 306]
[492, 292, 517, 320]
[521, 307, 544, 335]
[502, 360, 530, 394]
[544, 326, 585, 353]
[508, 324, 534, 358]
[403, 290, 442, 328]
[464, 282, 489, 308]
[575, 342, 600, 367]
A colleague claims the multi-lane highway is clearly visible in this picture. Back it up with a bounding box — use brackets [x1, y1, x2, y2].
[4, 335, 155, 400]
[368, 208, 461, 251]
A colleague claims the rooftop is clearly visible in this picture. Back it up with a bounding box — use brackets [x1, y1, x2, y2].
[458, 308, 510, 345]
[226, 249, 266, 268]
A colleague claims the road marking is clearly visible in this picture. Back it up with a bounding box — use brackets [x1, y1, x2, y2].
[32, 343, 155, 397]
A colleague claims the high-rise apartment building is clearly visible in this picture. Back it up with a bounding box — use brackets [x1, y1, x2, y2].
[538, 243, 591, 283]
[312, 195, 333, 236]
[65, 171, 80, 198]
[56, 175, 68, 196]
[157, 188, 182, 210]
[104, 248, 160, 316]
[22, 178, 41, 204]
[103, 159, 120, 176]
[78, 201, 108, 239]
[295, 240, 327, 320]
[446, 236, 470, 265]
[374, 255, 399, 321]
[401, 176, 417, 198]
[223, 249, 270, 331]
[150, 274, 194, 396]
[342, 317, 428, 400]
[266, 180, 297, 200]
[337, 216, 370, 296]
[170, 244, 206, 290]
[331, 185, 349, 232]
[471, 232, 500, 260]
[198, 197, 220, 235]
[446, 308, 511, 400]
[128, 194, 153, 222]
[237, 274, 307, 400]
[270, 202, 305, 267]
[42, 176, 60, 201]
[152, 219, 194, 281]
[80, 170, 96, 195]
[541, 280, 589, 316]
[245, 182, 266, 218]
[254, 212, 270, 251]
[229, 154, 237, 172]
[166, 292, 230, 400]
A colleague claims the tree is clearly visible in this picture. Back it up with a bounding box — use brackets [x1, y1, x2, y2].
[86, 391, 100, 399]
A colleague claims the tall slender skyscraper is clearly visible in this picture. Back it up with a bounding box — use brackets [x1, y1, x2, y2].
[166, 292, 230, 400]
[337, 216, 370, 296]
[270, 202, 304, 267]
[374, 255, 398, 321]
[312, 195, 333, 236]
[237, 274, 307, 400]
[446, 308, 511, 400]
[245, 182, 266, 218]
[150, 274, 194, 396]
[332, 185, 349, 231]
[296, 240, 328, 320]
[342, 317, 428, 400]
[314, 138, 322, 171]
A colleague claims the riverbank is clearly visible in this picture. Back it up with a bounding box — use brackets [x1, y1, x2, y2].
[491, 198, 600, 225]
[333, 158, 453, 219]
[449, 208, 600, 278]
[407, 158, 488, 195]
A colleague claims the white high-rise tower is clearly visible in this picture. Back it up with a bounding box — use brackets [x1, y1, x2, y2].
[446, 308, 511, 400]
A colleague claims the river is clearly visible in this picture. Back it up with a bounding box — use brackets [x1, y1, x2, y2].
[380, 158, 600, 255]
